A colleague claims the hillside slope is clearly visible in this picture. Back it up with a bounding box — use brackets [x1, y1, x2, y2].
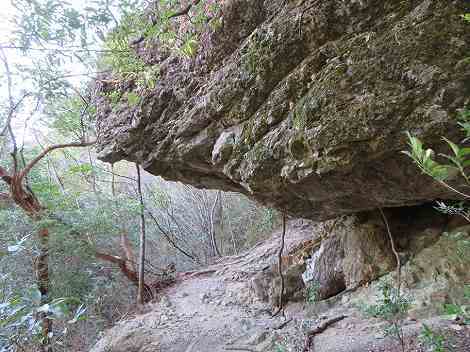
[91, 216, 470, 352]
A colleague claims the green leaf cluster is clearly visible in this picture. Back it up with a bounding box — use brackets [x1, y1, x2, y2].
[365, 281, 412, 321]
[0, 286, 85, 350]
[404, 109, 470, 183]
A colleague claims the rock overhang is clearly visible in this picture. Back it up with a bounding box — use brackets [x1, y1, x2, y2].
[96, 0, 470, 220]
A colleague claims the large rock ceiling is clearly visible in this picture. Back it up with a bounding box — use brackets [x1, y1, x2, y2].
[96, 0, 470, 220]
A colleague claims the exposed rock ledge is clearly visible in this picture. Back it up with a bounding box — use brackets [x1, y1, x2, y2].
[96, 0, 470, 220]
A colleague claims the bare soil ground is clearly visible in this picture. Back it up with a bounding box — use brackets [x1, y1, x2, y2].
[91, 222, 470, 352]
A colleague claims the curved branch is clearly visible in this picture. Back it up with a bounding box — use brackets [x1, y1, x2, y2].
[18, 140, 95, 182]
[0, 92, 32, 137]
[168, 0, 202, 19]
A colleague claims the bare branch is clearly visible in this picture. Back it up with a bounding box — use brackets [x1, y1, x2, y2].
[0, 45, 128, 53]
[18, 140, 95, 182]
[303, 315, 346, 352]
[0, 47, 19, 173]
[146, 207, 199, 263]
[168, 0, 202, 19]
[0, 92, 32, 137]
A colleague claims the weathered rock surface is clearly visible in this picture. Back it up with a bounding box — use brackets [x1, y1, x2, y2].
[96, 0, 470, 220]
[302, 215, 397, 300]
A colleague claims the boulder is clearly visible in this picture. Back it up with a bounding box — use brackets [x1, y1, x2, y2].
[90, 323, 159, 352]
[95, 0, 470, 220]
[303, 215, 396, 300]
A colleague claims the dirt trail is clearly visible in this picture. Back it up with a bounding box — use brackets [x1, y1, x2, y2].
[91, 222, 470, 352]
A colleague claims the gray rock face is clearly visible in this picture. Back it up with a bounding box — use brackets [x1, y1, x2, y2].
[251, 262, 306, 306]
[302, 215, 396, 300]
[96, 0, 470, 220]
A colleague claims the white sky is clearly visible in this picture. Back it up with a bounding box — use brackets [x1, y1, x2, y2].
[0, 1, 14, 37]
[0, 0, 94, 145]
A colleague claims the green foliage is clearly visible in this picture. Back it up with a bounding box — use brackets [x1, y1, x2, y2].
[404, 133, 451, 181]
[242, 31, 274, 76]
[48, 95, 95, 139]
[179, 36, 199, 58]
[443, 297, 469, 326]
[274, 343, 287, 352]
[102, 11, 147, 79]
[364, 280, 411, 351]
[0, 286, 86, 351]
[105, 90, 123, 106]
[67, 163, 93, 176]
[126, 92, 141, 107]
[443, 303, 469, 324]
[101, 0, 221, 86]
[306, 281, 320, 304]
[419, 324, 447, 352]
[461, 14, 470, 23]
[365, 281, 412, 320]
[441, 229, 470, 261]
[404, 109, 470, 184]
[405, 108, 470, 327]
[136, 64, 160, 90]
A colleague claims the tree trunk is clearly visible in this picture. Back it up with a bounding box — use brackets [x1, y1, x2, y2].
[37, 228, 52, 352]
[10, 180, 53, 351]
[136, 164, 147, 305]
[209, 191, 222, 257]
[0, 141, 94, 352]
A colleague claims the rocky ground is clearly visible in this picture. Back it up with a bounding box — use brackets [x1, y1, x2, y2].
[90, 220, 470, 352]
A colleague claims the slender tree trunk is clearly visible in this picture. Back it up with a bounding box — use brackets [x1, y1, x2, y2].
[272, 214, 287, 318]
[9, 183, 53, 351]
[209, 191, 222, 257]
[136, 164, 147, 305]
[87, 149, 98, 194]
[0, 141, 94, 352]
[37, 228, 52, 352]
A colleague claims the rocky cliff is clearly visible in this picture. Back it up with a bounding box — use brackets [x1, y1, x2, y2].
[95, 0, 470, 220]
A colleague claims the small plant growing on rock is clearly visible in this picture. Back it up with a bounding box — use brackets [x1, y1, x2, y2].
[364, 280, 412, 352]
[306, 281, 320, 304]
[419, 324, 446, 352]
[443, 302, 469, 326]
[274, 342, 287, 352]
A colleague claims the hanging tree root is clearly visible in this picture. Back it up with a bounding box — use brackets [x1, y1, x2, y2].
[272, 213, 287, 318]
[303, 315, 346, 352]
[379, 208, 402, 295]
